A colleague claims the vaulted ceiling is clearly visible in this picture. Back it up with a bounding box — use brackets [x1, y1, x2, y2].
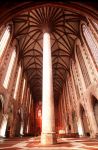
[12, 6, 86, 101]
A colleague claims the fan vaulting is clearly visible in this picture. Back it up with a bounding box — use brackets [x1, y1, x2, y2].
[12, 6, 85, 101]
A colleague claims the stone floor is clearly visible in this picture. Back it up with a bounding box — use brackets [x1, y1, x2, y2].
[0, 136, 98, 150]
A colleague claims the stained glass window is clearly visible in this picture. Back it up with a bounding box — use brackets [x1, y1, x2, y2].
[3, 49, 16, 89]
[83, 24, 98, 65]
[13, 66, 21, 99]
[21, 78, 26, 100]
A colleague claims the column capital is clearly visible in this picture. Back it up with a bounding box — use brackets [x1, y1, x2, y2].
[42, 24, 51, 34]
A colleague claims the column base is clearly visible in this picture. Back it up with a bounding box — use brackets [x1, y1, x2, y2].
[41, 132, 57, 145]
[95, 133, 98, 138]
[90, 133, 98, 138]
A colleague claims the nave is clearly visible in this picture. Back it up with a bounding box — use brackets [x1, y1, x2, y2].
[0, 0, 98, 147]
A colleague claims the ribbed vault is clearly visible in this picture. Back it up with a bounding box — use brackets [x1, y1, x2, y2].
[12, 6, 86, 101]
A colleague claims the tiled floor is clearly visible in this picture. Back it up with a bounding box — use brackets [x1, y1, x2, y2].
[0, 136, 98, 150]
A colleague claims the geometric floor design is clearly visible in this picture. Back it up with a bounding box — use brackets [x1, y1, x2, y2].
[0, 136, 98, 150]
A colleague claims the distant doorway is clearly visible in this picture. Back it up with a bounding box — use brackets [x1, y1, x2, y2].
[93, 96, 98, 127]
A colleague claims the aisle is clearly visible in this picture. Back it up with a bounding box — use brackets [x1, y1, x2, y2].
[0, 136, 98, 150]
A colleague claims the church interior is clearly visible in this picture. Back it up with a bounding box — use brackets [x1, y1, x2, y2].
[0, 1, 98, 149]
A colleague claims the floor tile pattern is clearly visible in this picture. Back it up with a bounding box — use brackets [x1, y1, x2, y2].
[0, 136, 98, 150]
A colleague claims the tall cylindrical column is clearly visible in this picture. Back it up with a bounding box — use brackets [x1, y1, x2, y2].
[41, 32, 56, 145]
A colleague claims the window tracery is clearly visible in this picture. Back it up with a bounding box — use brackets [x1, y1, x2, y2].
[82, 24, 98, 65]
[0, 26, 10, 57]
[3, 49, 16, 89]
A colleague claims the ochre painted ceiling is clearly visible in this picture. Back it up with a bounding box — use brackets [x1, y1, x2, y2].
[12, 6, 86, 101]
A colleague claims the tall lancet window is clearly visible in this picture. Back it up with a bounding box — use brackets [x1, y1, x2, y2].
[21, 78, 26, 104]
[13, 65, 21, 99]
[3, 49, 16, 89]
[82, 24, 98, 65]
[0, 26, 10, 57]
[93, 21, 98, 30]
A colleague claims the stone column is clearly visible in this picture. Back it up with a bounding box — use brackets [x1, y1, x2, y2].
[41, 32, 56, 145]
